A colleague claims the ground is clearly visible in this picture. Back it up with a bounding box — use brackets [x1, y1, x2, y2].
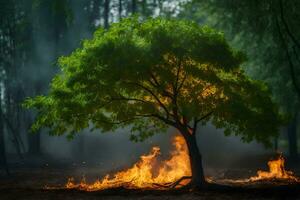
[0, 154, 300, 199]
[1, 185, 300, 200]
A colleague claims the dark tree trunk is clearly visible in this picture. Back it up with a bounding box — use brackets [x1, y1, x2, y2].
[27, 114, 40, 155]
[28, 132, 41, 155]
[0, 103, 9, 175]
[118, 0, 122, 20]
[28, 83, 43, 155]
[91, 0, 100, 26]
[287, 113, 298, 160]
[180, 129, 206, 187]
[141, 0, 147, 16]
[5, 88, 23, 159]
[131, 0, 137, 14]
[104, 0, 110, 29]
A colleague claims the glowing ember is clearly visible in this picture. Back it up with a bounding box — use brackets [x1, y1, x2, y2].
[66, 135, 191, 191]
[250, 155, 299, 182]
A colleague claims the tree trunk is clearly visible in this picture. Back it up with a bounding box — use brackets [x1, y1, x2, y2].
[181, 130, 206, 187]
[91, 0, 100, 26]
[142, 0, 146, 16]
[27, 114, 41, 155]
[118, 0, 122, 21]
[104, 0, 110, 29]
[0, 103, 9, 175]
[5, 89, 24, 159]
[287, 113, 298, 161]
[28, 83, 42, 155]
[132, 0, 137, 14]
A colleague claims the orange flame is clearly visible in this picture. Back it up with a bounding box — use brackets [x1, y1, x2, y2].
[250, 155, 299, 182]
[66, 135, 191, 191]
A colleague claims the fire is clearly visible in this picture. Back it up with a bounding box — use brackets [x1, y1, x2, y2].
[250, 155, 299, 182]
[212, 154, 299, 186]
[66, 135, 191, 191]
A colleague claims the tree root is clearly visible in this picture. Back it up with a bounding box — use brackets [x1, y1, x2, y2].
[152, 176, 236, 191]
[152, 176, 192, 189]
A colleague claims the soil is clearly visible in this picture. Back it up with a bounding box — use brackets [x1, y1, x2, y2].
[1, 185, 300, 200]
[1, 155, 300, 200]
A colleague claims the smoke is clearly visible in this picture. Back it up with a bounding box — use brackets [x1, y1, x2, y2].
[39, 122, 273, 173]
[198, 123, 273, 168]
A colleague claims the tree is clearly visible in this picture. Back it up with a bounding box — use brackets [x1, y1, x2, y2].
[0, 0, 30, 159]
[131, 0, 137, 14]
[0, 101, 9, 175]
[104, 0, 110, 29]
[118, 0, 123, 20]
[24, 17, 281, 187]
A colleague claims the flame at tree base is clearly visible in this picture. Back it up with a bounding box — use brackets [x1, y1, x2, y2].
[249, 155, 299, 182]
[64, 137, 300, 191]
[66, 136, 191, 191]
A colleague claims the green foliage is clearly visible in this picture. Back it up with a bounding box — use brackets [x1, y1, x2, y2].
[24, 17, 281, 145]
[180, 0, 300, 116]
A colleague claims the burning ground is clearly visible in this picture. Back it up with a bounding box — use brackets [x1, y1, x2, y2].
[61, 135, 300, 191]
[1, 135, 300, 200]
[64, 135, 191, 190]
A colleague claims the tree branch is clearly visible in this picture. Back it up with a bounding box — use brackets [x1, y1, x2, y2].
[175, 59, 182, 91]
[152, 176, 192, 189]
[110, 96, 152, 105]
[149, 73, 173, 99]
[94, 114, 155, 125]
[177, 72, 187, 93]
[95, 113, 176, 128]
[123, 81, 172, 118]
[150, 113, 176, 126]
[197, 110, 214, 123]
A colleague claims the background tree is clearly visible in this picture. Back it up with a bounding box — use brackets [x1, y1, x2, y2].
[180, 0, 300, 160]
[0, 101, 8, 174]
[104, 0, 110, 28]
[25, 17, 281, 187]
[25, 0, 73, 154]
[0, 0, 31, 161]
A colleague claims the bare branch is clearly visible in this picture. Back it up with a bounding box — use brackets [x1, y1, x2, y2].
[150, 113, 176, 126]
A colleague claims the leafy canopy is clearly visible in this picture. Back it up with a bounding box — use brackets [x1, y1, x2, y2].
[24, 17, 281, 145]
